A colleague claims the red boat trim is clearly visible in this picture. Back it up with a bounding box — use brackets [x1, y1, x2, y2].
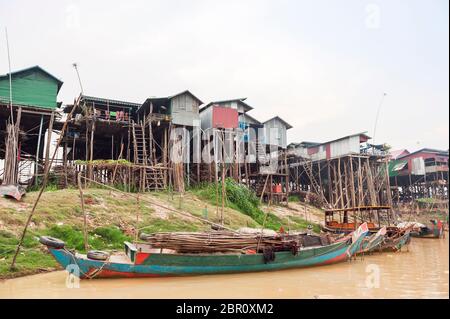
[86, 268, 161, 279]
[135, 252, 150, 265]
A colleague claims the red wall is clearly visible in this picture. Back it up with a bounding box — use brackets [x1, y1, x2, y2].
[307, 147, 319, 155]
[212, 106, 238, 129]
[326, 144, 331, 159]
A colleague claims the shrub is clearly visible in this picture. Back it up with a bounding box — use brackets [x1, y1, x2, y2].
[192, 178, 285, 231]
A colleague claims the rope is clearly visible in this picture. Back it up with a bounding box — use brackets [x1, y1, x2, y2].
[66, 248, 111, 280]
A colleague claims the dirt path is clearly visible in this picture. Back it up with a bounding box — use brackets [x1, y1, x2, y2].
[261, 202, 324, 225]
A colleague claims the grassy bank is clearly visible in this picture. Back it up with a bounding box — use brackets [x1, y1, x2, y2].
[0, 183, 321, 279]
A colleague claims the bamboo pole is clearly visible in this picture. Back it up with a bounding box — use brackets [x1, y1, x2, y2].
[260, 174, 270, 203]
[221, 162, 227, 225]
[34, 114, 44, 186]
[77, 173, 89, 251]
[136, 193, 140, 242]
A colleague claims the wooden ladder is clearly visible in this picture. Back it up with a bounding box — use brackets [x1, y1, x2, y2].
[145, 167, 165, 190]
[132, 122, 148, 166]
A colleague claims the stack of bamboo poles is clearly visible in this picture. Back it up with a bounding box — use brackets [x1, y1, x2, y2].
[171, 135, 185, 193]
[139, 231, 302, 253]
[2, 123, 18, 185]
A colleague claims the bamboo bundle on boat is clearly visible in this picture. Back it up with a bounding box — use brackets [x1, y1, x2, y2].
[139, 231, 328, 253]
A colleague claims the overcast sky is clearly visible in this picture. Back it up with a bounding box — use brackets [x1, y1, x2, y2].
[0, 0, 448, 151]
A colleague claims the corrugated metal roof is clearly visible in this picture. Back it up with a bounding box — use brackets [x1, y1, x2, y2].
[389, 149, 410, 160]
[80, 95, 141, 109]
[200, 98, 253, 113]
[288, 141, 321, 149]
[398, 148, 449, 159]
[239, 112, 261, 125]
[0, 65, 63, 93]
[139, 90, 203, 114]
[262, 116, 293, 129]
[289, 132, 372, 152]
[389, 160, 408, 177]
[63, 94, 141, 113]
[167, 90, 203, 104]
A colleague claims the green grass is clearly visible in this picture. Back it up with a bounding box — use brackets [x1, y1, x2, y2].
[139, 217, 201, 234]
[46, 225, 132, 252]
[0, 225, 134, 278]
[0, 229, 55, 277]
[191, 179, 315, 231]
[191, 179, 283, 228]
[0, 185, 320, 279]
[1, 250, 56, 278]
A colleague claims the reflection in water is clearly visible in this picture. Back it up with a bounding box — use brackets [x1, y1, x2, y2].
[1, 237, 448, 299]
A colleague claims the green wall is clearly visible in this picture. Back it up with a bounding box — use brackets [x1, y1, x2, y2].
[0, 70, 59, 109]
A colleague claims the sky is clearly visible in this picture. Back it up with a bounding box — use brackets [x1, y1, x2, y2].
[0, 0, 448, 152]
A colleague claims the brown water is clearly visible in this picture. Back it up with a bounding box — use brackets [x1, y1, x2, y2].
[1, 237, 448, 299]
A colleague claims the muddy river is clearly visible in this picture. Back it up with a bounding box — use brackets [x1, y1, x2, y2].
[1, 237, 448, 299]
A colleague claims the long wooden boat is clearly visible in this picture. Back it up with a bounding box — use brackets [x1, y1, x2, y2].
[333, 226, 386, 254]
[40, 224, 369, 279]
[322, 221, 380, 234]
[322, 206, 392, 234]
[410, 220, 444, 239]
[359, 227, 387, 253]
[379, 227, 411, 252]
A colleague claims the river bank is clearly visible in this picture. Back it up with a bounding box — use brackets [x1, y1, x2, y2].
[0, 184, 323, 279]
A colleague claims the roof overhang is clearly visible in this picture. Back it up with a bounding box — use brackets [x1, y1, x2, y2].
[263, 116, 293, 129]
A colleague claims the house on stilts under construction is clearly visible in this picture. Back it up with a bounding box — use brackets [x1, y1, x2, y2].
[287, 132, 394, 230]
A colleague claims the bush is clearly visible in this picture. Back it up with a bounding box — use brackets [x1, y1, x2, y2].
[192, 178, 285, 231]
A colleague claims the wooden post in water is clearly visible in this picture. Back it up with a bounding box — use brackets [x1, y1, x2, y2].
[135, 193, 140, 243]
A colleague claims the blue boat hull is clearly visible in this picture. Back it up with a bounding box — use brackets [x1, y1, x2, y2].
[47, 231, 368, 279]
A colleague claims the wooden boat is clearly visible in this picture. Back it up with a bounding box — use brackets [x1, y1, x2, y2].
[322, 206, 393, 234]
[333, 226, 387, 254]
[322, 221, 379, 234]
[40, 224, 369, 279]
[409, 220, 444, 239]
[378, 227, 412, 252]
[359, 227, 387, 253]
